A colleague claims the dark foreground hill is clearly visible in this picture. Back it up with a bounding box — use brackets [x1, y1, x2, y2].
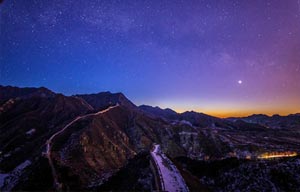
[1, 85, 300, 191]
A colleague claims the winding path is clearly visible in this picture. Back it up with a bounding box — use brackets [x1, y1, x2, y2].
[45, 105, 119, 189]
[150, 144, 189, 192]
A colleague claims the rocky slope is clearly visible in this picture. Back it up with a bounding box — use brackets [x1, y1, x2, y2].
[0, 86, 184, 190]
[1, 85, 300, 191]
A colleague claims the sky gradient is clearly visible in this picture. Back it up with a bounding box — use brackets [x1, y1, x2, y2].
[1, 0, 300, 117]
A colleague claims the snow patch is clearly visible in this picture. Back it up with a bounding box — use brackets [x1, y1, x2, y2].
[151, 145, 189, 192]
[26, 128, 36, 135]
[0, 160, 31, 190]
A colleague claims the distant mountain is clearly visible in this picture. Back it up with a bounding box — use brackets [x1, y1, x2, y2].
[179, 111, 231, 128]
[289, 113, 300, 117]
[1, 85, 300, 191]
[228, 113, 300, 130]
[139, 105, 178, 119]
[230, 120, 268, 131]
[75, 92, 137, 111]
[0, 85, 55, 104]
[138, 105, 233, 129]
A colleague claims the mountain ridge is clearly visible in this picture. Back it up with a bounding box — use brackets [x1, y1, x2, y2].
[2, 85, 297, 118]
[1, 85, 300, 191]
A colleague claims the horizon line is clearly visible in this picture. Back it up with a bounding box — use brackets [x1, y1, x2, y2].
[1, 84, 299, 118]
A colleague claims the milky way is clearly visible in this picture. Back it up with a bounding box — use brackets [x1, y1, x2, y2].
[0, 0, 299, 117]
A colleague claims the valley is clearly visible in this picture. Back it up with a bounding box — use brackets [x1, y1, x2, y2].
[1, 85, 300, 191]
[150, 144, 189, 192]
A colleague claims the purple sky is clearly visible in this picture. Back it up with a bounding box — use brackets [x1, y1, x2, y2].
[1, 0, 300, 117]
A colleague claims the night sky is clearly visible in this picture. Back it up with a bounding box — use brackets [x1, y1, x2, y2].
[1, 0, 300, 117]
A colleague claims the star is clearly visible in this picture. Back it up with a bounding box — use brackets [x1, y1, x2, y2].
[0, 0, 299, 117]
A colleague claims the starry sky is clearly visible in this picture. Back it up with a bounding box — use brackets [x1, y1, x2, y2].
[0, 0, 300, 117]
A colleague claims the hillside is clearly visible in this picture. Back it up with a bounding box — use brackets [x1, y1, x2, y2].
[1, 85, 300, 191]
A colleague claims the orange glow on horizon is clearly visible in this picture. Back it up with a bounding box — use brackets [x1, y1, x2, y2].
[141, 97, 300, 118]
[172, 107, 299, 118]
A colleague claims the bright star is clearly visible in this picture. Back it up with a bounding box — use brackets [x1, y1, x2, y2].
[238, 80, 242, 84]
